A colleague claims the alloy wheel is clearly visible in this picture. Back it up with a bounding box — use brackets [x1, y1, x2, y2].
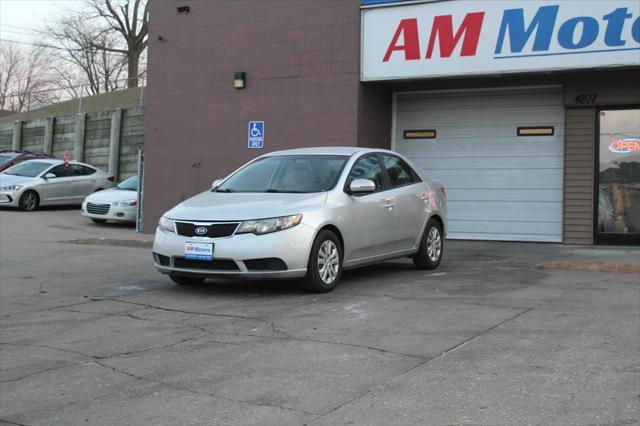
[23, 192, 37, 210]
[318, 240, 339, 284]
[427, 226, 442, 263]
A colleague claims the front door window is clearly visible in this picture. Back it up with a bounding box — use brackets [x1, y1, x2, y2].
[597, 108, 640, 244]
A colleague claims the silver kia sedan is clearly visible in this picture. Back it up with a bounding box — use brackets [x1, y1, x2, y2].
[153, 147, 447, 292]
[0, 159, 115, 211]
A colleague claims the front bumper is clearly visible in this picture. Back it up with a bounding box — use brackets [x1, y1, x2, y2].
[81, 202, 137, 222]
[0, 190, 20, 207]
[152, 223, 316, 279]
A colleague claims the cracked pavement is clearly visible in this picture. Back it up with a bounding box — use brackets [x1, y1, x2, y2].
[1, 208, 639, 425]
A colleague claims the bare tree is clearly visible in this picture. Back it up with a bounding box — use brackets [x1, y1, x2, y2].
[46, 18, 128, 96]
[0, 44, 59, 112]
[88, 0, 149, 88]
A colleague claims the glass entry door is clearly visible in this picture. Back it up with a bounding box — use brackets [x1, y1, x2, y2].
[596, 108, 640, 244]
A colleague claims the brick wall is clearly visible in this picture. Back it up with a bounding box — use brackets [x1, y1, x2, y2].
[143, 0, 362, 230]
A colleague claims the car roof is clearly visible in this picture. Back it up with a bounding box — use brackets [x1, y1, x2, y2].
[266, 147, 396, 157]
[21, 159, 61, 165]
[16, 159, 92, 168]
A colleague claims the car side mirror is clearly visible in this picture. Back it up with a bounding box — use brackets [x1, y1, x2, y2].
[211, 179, 223, 189]
[349, 179, 376, 194]
[44, 173, 56, 180]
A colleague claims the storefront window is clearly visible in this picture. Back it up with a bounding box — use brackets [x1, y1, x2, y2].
[597, 108, 640, 244]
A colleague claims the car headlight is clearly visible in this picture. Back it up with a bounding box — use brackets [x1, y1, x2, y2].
[158, 216, 175, 233]
[236, 214, 302, 235]
[0, 185, 23, 191]
[112, 200, 138, 207]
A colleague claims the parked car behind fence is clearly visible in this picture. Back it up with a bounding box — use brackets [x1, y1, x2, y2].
[0, 159, 115, 211]
[0, 150, 55, 173]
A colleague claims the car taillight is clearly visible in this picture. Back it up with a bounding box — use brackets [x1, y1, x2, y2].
[107, 176, 115, 182]
[131, 200, 138, 206]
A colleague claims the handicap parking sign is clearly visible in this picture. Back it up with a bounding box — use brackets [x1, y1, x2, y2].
[248, 121, 265, 149]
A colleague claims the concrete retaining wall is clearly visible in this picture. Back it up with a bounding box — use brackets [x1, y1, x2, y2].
[0, 107, 144, 180]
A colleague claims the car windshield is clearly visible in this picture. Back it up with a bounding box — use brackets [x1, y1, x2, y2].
[216, 155, 349, 193]
[0, 155, 17, 166]
[116, 175, 139, 191]
[2, 161, 54, 177]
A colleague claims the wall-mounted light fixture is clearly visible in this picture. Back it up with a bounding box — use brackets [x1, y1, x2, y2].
[234, 72, 246, 89]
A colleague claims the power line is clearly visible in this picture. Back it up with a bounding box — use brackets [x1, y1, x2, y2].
[0, 23, 48, 36]
[0, 38, 67, 51]
[0, 28, 36, 38]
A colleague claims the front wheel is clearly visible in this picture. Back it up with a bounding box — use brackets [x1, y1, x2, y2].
[18, 190, 39, 211]
[301, 230, 342, 293]
[413, 219, 444, 270]
[169, 275, 205, 285]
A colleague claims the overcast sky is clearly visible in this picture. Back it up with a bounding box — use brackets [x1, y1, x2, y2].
[0, 0, 83, 44]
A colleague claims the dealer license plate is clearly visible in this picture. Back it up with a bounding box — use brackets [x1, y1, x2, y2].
[184, 242, 214, 261]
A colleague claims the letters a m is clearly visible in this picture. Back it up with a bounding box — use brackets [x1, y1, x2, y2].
[383, 12, 485, 62]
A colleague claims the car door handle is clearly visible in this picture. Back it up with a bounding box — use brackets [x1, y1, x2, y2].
[384, 198, 395, 210]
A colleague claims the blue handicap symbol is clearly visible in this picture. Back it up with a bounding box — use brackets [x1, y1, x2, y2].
[248, 121, 265, 149]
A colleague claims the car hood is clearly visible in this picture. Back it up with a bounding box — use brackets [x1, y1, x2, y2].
[0, 174, 36, 187]
[165, 191, 328, 221]
[85, 188, 138, 203]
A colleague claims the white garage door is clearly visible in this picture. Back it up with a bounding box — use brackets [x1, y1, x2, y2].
[394, 87, 564, 242]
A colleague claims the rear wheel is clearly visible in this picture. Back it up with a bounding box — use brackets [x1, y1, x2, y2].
[18, 190, 39, 211]
[413, 219, 444, 270]
[301, 230, 342, 293]
[91, 218, 107, 224]
[169, 275, 205, 285]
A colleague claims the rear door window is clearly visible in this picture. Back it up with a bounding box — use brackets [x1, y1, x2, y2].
[381, 155, 419, 188]
[70, 164, 96, 176]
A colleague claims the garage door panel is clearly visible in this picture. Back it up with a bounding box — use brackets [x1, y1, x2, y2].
[424, 169, 563, 190]
[445, 188, 562, 203]
[398, 140, 562, 158]
[394, 87, 564, 242]
[449, 220, 562, 241]
[409, 156, 563, 171]
[396, 112, 564, 128]
[448, 231, 562, 242]
[448, 200, 562, 222]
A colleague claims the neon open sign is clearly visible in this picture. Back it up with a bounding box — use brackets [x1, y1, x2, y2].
[609, 138, 640, 154]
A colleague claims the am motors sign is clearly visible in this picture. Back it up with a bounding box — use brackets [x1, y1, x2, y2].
[361, 0, 640, 81]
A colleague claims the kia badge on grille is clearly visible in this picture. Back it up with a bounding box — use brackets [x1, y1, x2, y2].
[194, 226, 208, 235]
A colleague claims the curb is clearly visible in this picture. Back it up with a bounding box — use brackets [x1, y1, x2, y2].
[540, 261, 640, 275]
[62, 238, 153, 249]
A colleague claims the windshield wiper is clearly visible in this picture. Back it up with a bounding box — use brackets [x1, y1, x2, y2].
[264, 189, 305, 193]
[214, 188, 234, 193]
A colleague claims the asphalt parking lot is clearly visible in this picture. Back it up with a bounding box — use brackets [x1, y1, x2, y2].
[1, 207, 639, 425]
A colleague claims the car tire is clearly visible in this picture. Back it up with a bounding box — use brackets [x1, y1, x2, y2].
[169, 275, 205, 285]
[413, 218, 444, 270]
[91, 218, 107, 224]
[18, 190, 39, 211]
[302, 230, 342, 293]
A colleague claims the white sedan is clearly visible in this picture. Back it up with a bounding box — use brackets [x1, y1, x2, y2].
[0, 159, 115, 211]
[81, 175, 139, 224]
